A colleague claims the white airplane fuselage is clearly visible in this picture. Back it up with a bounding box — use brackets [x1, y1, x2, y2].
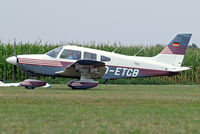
[8, 45, 183, 79]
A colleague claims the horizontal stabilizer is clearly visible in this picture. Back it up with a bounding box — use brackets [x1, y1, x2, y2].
[169, 66, 191, 72]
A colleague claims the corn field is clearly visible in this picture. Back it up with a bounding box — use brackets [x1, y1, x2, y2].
[0, 42, 199, 84]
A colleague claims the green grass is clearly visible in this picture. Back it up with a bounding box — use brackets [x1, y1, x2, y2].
[0, 85, 200, 134]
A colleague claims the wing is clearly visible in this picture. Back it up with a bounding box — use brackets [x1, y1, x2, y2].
[55, 60, 106, 79]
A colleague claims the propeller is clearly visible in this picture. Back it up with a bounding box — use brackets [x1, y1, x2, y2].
[13, 39, 17, 82]
[6, 39, 18, 82]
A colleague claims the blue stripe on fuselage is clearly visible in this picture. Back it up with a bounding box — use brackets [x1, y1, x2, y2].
[18, 64, 65, 76]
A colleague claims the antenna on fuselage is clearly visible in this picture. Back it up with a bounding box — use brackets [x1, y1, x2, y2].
[112, 46, 120, 53]
[134, 47, 144, 56]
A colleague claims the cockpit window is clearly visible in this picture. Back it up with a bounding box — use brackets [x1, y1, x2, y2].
[84, 52, 97, 60]
[101, 55, 111, 62]
[46, 47, 63, 58]
[60, 49, 81, 60]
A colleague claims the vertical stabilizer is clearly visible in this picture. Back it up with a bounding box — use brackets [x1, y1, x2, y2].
[152, 34, 192, 67]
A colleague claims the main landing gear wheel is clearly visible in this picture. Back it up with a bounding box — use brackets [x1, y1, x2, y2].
[67, 79, 98, 90]
[25, 86, 35, 89]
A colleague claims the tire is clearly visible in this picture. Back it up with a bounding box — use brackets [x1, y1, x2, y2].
[25, 86, 35, 89]
[72, 87, 88, 90]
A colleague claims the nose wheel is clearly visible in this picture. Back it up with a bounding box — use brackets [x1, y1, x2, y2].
[20, 79, 46, 89]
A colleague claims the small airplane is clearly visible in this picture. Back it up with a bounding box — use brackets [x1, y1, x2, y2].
[0, 80, 20, 87]
[6, 34, 192, 89]
[0, 79, 52, 88]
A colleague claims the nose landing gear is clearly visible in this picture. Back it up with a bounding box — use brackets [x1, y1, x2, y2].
[20, 79, 47, 89]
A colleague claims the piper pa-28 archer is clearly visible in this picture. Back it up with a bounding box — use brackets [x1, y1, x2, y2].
[6, 34, 192, 89]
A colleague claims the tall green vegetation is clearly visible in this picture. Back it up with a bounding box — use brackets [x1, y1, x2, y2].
[0, 42, 199, 84]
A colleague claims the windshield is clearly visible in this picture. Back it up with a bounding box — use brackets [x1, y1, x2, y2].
[45, 47, 63, 58]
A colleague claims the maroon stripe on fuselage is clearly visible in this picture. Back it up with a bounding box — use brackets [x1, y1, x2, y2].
[18, 58, 73, 67]
[161, 45, 187, 55]
[105, 65, 175, 76]
[139, 69, 178, 76]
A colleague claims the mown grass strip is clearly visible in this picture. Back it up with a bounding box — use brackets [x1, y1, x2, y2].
[0, 85, 200, 134]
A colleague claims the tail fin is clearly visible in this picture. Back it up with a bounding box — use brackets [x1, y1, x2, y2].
[152, 34, 192, 67]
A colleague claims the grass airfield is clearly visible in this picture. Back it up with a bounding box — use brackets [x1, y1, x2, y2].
[0, 85, 200, 134]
